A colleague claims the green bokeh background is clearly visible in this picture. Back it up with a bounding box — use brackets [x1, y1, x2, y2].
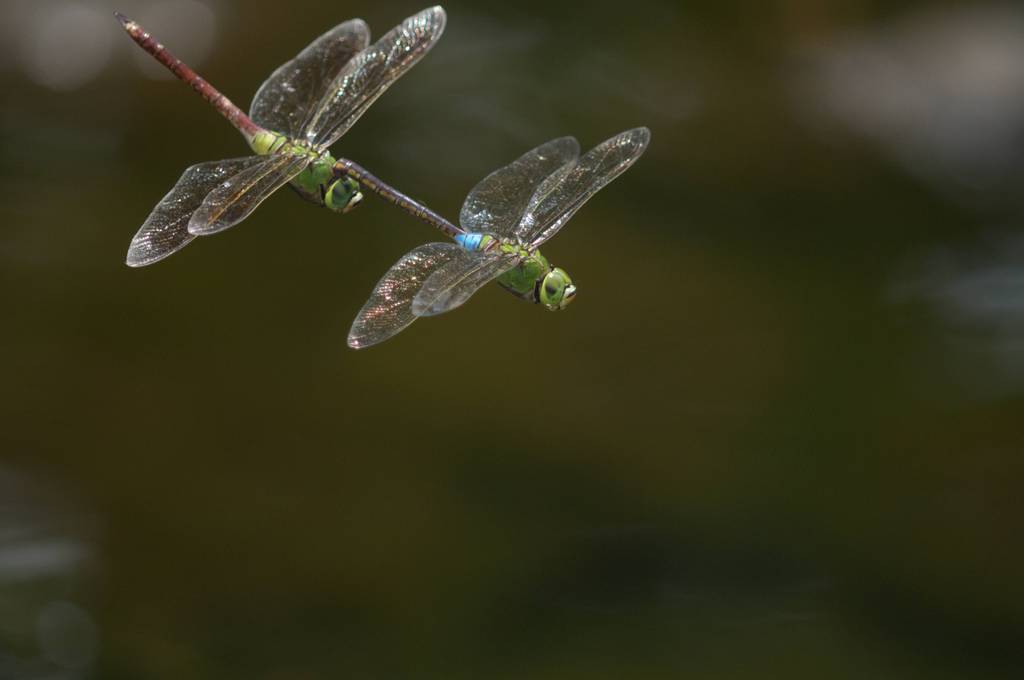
[2, 0, 1023, 677]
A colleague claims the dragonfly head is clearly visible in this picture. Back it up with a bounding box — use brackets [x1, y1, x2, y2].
[325, 176, 363, 213]
[538, 266, 577, 311]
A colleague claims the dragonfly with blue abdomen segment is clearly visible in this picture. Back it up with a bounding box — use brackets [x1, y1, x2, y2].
[347, 127, 651, 349]
[117, 7, 454, 267]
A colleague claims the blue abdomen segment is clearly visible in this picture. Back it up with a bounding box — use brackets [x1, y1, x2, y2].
[455, 233, 493, 252]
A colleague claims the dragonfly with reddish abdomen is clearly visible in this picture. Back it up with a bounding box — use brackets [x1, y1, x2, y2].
[117, 6, 456, 267]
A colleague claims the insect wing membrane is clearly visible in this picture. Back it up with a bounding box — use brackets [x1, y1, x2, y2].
[348, 242, 465, 349]
[459, 137, 580, 236]
[188, 153, 310, 235]
[516, 127, 651, 248]
[250, 19, 371, 138]
[304, 6, 446, 148]
[127, 156, 267, 267]
[413, 252, 517, 317]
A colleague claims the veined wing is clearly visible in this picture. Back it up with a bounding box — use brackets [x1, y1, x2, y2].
[348, 242, 463, 349]
[303, 6, 446, 148]
[515, 127, 650, 248]
[187, 152, 310, 236]
[412, 251, 517, 317]
[250, 19, 370, 139]
[127, 156, 267, 267]
[348, 243, 515, 349]
[460, 137, 580, 237]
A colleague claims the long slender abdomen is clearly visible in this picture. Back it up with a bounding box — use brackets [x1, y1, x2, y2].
[115, 12, 263, 141]
[331, 158, 464, 238]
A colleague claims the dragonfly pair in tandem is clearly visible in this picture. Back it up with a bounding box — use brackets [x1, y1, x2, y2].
[118, 6, 649, 348]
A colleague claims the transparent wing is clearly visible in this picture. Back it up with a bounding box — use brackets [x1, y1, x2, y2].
[187, 153, 310, 236]
[412, 251, 517, 317]
[126, 156, 267, 267]
[348, 242, 465, 349]
[515, 127, 651, 248]
[250, 19, 371, 138]
[459, 137, 580, 236]
[303, 6, 446, 148]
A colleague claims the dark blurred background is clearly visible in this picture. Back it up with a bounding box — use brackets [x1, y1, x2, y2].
[2, 0, 1024, 677]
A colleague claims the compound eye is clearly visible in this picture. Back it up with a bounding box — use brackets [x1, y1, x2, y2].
[326, 178, 360, 212]
[539, 269, 569, 308]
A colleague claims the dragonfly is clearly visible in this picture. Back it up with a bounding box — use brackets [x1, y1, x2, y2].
[117, 6, 453, 267]
[348, 127, 651, 349]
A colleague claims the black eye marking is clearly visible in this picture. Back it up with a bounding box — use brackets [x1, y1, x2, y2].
[319, 184, 327, 202]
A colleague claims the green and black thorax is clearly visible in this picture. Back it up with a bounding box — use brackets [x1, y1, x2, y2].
[249, 130, 362, 212]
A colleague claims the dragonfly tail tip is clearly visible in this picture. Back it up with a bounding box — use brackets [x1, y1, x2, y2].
[113, 11, 132, 28]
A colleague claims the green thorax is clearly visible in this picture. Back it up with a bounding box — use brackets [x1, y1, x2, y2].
[247, 130, 331, 204]
[483, 237, 575, 310]
[248, 130, 346, 208]
[495, 240, 549, 301]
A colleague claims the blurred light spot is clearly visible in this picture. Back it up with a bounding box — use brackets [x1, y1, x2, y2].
[893, 232, 1024, 396]
[19, 2, 114, 91]
[0, 467, 94, 585]
[133, 0, 217, 80]
[36, 601, 99, 670]
[794, 4, 1024, 203]
[0, 465, 100, 676]
[0, 537, 88, 582]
